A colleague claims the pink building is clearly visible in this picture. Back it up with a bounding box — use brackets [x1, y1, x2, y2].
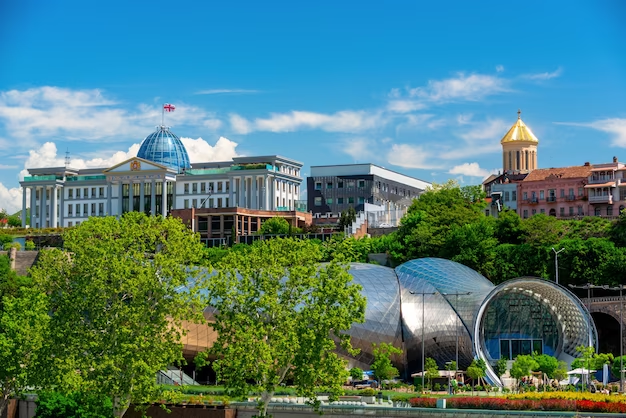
[517, 164, 591, 219]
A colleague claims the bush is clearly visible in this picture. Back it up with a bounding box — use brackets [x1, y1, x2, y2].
[408, 397, 436, 408]
[359, 388, 376, 396]
[35, 391, 113, 418]
[25, 240, 36, 251]
[3, 242, 21, 251]
[0, 234, 12, 246]
[433, 383, 441, 392]
[474, 385, 483, 391]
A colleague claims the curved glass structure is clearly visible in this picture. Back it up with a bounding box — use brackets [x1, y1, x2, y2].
[137, 126, 191, 173]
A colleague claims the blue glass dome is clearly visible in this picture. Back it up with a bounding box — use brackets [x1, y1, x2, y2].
[137, 126, 191, 173]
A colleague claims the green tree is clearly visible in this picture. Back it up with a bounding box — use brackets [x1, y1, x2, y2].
[494, 210, 526, 245]
[533, 354, 559, 378]
[258, 216, 291, 235]
[34, 391, 113, 418]
[349, 367, 364, 381]
[553, 361, 568, 386]
[30, 213, 206, 418]
[424, 357, 439, 390]
[0, 286, 49, 417]
[565, 217, 611, 240]
[371, 343, 402, 386]
[611, 356, 626, 380]
[574, 345, 595, 391]
[203, 238, 366, 417]
[466, 359, 486, 394]
[522, 214, 565, 247]
[510, 355, 539, 389]
[338, 206, 357, 230]
[495, 358, 508, 378]
[441, 217, 498, 279]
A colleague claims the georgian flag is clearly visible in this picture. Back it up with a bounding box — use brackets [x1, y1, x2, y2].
[163, 103, 176, 112]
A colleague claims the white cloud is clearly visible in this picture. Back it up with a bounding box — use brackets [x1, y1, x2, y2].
[195, 89, 259, 95]
[557, 118, 626, 147]
[0, 164, 18, 169]
[407, 72, 509, 103]
[386, 144, 443, 170]
[341, 138, 376, 162]
[180, 136, 239, 162]
[0, 183, 23, 214]
[0, 87, 221, 144]
[459, 119, 510, 142]
[496, 65, 505, 73]
[386, 100, 427, 113]
[229, 114, 252, 134]
[521, 67, 563, 80]
[448, 162, 494, 178]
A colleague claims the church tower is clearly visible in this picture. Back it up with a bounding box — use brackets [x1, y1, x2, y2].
[501, 110, 539, 173]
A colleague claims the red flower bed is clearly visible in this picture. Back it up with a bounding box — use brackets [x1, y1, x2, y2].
[408, 396, 626, 413]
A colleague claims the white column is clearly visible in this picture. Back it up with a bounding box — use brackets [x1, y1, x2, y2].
[252, 176, 258, 209]
[161, 180, 168, 217]
[39, 186, 46, 227]
[238, 177, 245, 208]
[118, 182, 123, 217]
[51, 186, 57, 227]
[229, 180, 235, 208]
[151, 180, 156, 216]
[128, 181, 134, 212]
[107, 182, 112, 215]
[21, 187, 27, 227]
[30, 187, 36, 227]
[59, 186, 64, 226]
[264, 176, 270, 210]
[139, 181, 145, 213]
[171, 179, 176, 210]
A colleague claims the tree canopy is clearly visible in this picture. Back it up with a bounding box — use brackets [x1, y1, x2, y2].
[371, 342, 402, 384]
[29, 212, 206, 417]
[203, 237, 365, 417]
[258, 216, 291, 235]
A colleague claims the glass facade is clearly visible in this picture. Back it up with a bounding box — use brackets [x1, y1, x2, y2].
[137, 126, 191, 173]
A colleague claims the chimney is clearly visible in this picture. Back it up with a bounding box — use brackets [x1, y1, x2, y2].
[614, 156, 618, 163]
[584, 162, 590, 166]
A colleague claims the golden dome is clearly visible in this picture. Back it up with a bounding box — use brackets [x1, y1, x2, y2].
[500, 110, 539, 144]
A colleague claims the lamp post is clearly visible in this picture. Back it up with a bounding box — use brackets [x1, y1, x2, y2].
[552, 247, 565, 285]
[409, 290, 438, 392]
[606, 285, 625, 392]
[442, 292, 472, 372]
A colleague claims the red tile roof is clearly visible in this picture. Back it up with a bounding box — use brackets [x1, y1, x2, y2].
[523, 165, 592, 182]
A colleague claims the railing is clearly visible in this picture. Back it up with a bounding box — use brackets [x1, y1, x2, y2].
[526, 198, 539, 204]
[65, 175, 106, 182]
[565, 195, 578, 201]
[589, 195, 613, 204]
[589, 176, 615, 184]
[24, 175, 63, 182]
[546, 196, 557, 203]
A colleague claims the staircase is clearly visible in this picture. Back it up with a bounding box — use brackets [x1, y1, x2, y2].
[157, 366, 199, 386]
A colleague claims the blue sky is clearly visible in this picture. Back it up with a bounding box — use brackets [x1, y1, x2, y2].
[1, 0, 625, 213]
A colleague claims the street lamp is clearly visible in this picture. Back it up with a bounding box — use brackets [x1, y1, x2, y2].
[606, 285, 625, 392]
[552, 247, 565, 285]
[409, 290, 438, 392]
[442, 292, 472, 372]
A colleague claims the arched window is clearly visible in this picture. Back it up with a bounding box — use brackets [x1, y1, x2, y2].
[516, 151, 520, 170]
[549, 208, 556, 217]
[508, 151, 512, 171]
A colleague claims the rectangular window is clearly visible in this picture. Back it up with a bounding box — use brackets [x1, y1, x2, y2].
[523, 209, 528, 219]
[578, 206, 584, 215]
[99, 187, 104, 198]
[91, 203, 96, 216]
[208, 198, 215, 208]
[314, 197, 322, 206]
[532, 209, 536, 215]
[184, 184, 189, 194]
[76, 204, 80, 216]
[68, 205, 73, 216]
[99, 203, 104, 215]
[338, 197, 344, 204]
[315, 182, 322, 190]
[225, 181, 230, 192]
[201, 183, 206, 193]
[192, 183, 198, 193]
[358, 180, 365, 188]
[192, 199, 197, 208]
[68, 189, 73, 199]
[560, 207, 565, 216]
[512, 191, 517, 201]
[84, 188, 88, 198]
[91, 187, 96, 198]
[348, 197, 355, 204]
[504, 191, 509, 201]
[523, 192, 527, 200]
[578, 187, 584, 197]
[338, 181, 344, 188]
[569, 206, 574, 216]
[217, 182, 223, 192]
[540, 208, 545, 214]
[326, 182, 333, 189]
[568, 188, 574, 197]
[347, 181, 355, 188]
[358, 197, 365, 204]
[560, 189, 565, 198]
[282, 183, 286, 192]
[76, 189, 80, 199]
[217, 198, 223, 208]
[326, 198, 333, 204]
[84, 204, 88, 216]
[68, 222, 72, 227]
[225, 197, 229, 207]
[184, 199, 189, 209]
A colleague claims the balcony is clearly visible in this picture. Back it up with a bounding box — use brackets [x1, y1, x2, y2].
[546, 196, 557, 203]
[565, 194, 581, 201]
[589, 176, 615, 184]
[526, 197, 539, 204]
[589, 195, 613, 204]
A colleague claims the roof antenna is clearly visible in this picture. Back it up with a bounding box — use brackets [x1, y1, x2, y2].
[65, 148, 71, 168]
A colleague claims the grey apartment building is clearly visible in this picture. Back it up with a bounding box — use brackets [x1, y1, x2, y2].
[307, 164, 430, 217]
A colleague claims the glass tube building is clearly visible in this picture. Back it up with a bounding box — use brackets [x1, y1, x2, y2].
[342, 258, 597, 386]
